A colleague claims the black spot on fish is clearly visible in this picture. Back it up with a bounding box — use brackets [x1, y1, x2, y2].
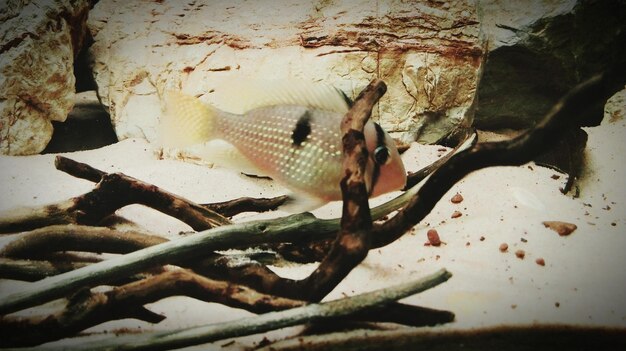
[291, 110, 312, 146]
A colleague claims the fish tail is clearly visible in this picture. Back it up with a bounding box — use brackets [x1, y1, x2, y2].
[159, 90, 218, 148]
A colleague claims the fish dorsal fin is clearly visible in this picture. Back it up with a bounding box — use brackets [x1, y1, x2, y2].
[213, 78, 351, 114]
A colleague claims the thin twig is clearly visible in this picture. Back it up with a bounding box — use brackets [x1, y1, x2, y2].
[0, 256, 158, 283]
[369, 131, 477, 221]
[403, 130, 477, 190]
[300, 303, 454, 335]
[202, 195, 289, 217]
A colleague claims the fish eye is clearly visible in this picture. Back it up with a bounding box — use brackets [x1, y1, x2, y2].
[373, 146, 391, 165]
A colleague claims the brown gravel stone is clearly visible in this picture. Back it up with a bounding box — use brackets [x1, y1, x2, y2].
[427, 229, 441, 247]
[543, 221, 577, 236]
[451, 193, 464, 204]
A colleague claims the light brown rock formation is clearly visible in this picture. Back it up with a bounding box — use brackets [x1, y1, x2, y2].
[0, 0, 91, 155]
[88, 0, 483, 146]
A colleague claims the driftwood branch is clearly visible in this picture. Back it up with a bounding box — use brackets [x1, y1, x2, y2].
[0, 225, 168, 282]
[0, 213, 333, 314]
[202, 195, 289, 217]
[403, 130, 477, 190]
[280, 79, 384, 301]
[0, 159, 231, 234]
[54, 155, 106, 182]
[371, 67, 626, 248]
[52, 269, 452, 351]
[0, 269, 306, 347]
[192, 259, 454, 329]
[0, 258, 90, 282]
[57, 154, 289, 217]
[255, 133, 477, 265]
[0, 225, 167, 258]
[258, 324, 626, 351]
[57, 153, 290, 217]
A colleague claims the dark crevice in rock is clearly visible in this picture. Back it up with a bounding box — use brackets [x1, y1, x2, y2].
[42, 97, 117, 154]
[74, 32, 97, 93]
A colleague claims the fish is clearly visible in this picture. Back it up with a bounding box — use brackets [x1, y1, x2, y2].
[159, 79, 406, 211]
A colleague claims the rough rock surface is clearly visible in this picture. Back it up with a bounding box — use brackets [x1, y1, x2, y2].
[0, 0, 91, 155]
[88, 0, 483, 146]
[475, 0, 626, 129]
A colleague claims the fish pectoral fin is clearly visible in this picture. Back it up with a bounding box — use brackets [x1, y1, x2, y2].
[279, 192, 328, 213]
[214, 78, 351, 114]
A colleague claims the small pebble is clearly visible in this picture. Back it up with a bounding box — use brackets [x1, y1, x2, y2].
[551, 174, 561, 180]
[480, 236, 485, 241]
[499, 243, 508, 252]
[427, 229, 441, 247]
[451, 211, 463, 218]
[450, 193, 464, 204]
[515, 249, 526, 259]
[536, 258, 546, 266]
[543, 221, 577, 236]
